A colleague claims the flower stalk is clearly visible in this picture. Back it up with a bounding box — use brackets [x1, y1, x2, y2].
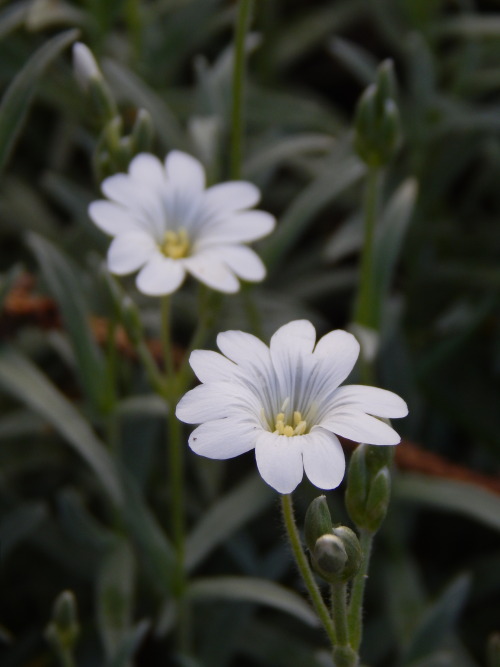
[347, 528, 374, 652]
[281, 493, 337, 646]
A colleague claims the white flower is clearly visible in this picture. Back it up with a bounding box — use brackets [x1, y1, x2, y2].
[176, 320, 408, 494]
[88, 151, 275, 295]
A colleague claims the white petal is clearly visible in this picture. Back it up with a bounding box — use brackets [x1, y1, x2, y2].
[189, 349, 239, 384]
[216, 329, 271, 372]
[270, 320, 316, 358]
[136, 255, 185, 295]
[188, 418, 259, 459]
[175, 381, 259, 424]
[165, 150, 205, 192]
[107, 232, 157, 275]
[204, 181, 260, 211]
[128, 153, 166, 188]
[215, 245, 266, 282]
[183, 251, 240, 293]
[203, 210, 276, 244]
[270, 320, 316, 404]
[255, 431, 304, 494]
[328, 385, 408, 418]
[101, 174, 165, 238]
[88, 200, 140, 236]
[302, 427, 345, 490]
[321, 411, 401, 446]
[313, 330, 360, 388]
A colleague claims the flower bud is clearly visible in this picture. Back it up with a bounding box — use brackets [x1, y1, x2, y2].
[45, 590, 80, 651]
[354, 59, 401, 167]
[304, 495, 332, 552]
[331, 525, 362, 580]
[364, 467, 391, 532]
[73, 43, 101, 92]
[346, 443, 393, 533]
[73, 43, 117, 121]
[313, 534, 347, 582]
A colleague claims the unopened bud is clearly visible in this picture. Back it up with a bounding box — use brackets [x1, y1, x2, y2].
[354, 59, 401, 167]
[365, 467, 391, 532]
[73, 42, 101, 91]
[346, 444, 393, 533]
[45, 590, 79, 651]
[304, 495, 332, 552]
[331, 525, 362, 580]
[313, 534, 347, 582]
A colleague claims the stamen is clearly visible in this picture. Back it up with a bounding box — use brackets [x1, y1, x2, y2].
[161, 228, 190, 259]
[273, 409, 307, 437]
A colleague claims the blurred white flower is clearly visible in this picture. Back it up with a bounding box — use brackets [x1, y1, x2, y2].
[88, 151, 275, 295]
[72, 42, 102, 91]
[176, 320, 408, 494]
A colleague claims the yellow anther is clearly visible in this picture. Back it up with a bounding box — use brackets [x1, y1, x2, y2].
[293, 421, 307, 436]
[273, 410, 307, 437]
[161, 228, 190, 259]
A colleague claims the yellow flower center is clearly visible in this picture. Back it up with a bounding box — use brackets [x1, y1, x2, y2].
[160, 228, 190, 259]
[274, 410, 307, 437]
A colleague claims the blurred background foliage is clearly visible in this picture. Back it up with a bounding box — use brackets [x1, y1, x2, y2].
[0, 0, 500, 665]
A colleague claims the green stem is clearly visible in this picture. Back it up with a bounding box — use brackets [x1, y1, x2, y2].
[55, 648, 76, 667]
[353, 166, 382, 329]
[161, 296, 175, 381]
[331, 583, 349, 647]
[168, 406, 185, 572]
[230, 0, 253, 180]
[136, 339, 165, 395]
[347, 528, 374, 652]
[281, 494, 337, 646]
[177, 286, 215, 393]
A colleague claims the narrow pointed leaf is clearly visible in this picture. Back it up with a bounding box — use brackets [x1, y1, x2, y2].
[0, 346, 123, 505]
[187, 576, 319, 627]
[0, 29, 79, 173]
[185, 474, 274, 572]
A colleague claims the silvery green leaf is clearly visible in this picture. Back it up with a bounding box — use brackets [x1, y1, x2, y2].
[402, 574, 471, 665]
[0, 28, 78, 173]
[395, 473, 500, 532]
[27, 233, 114, 417]
[0, 346, 123, 506]
[185, 474, 274, 572]
[187, 576, 319, 627]
[97, 539, 135, 660]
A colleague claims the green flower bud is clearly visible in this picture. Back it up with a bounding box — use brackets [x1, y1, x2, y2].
[313, 534, 347, 582]
[45, 590, 80, 651]
[365, 467, 391, 532]
[332, 525, 362, 580]
[365, 441, 394, 475]
[345, 445, 368, 527]
[346, 444, 393, 533]
[354, 60, 401, 167]
[304, 495, 332, 552]
[376, 59, 398, 106]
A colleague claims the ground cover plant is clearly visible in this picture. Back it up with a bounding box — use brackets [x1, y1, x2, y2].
[1, 0, 500, 666]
